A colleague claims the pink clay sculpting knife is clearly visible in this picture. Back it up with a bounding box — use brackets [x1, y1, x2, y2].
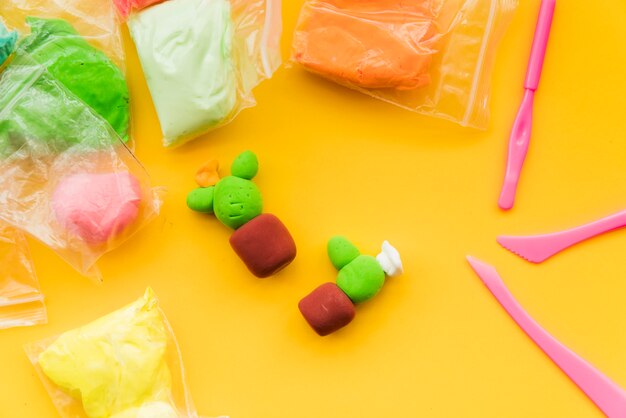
[467, 256, 626, 417]
[498, 210, 626, 263]
[499, 0, 556, 210]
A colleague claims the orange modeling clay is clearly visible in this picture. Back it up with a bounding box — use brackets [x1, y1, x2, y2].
[292, 0, 443, 90]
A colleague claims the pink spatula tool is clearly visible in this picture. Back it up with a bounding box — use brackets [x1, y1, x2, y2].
[467, 256, 626, 417]
[498, 210, 626, 263]
[499, 0, 556, 210]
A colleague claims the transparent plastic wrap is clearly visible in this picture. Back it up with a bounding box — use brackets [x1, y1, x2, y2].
[0, 222, 46, 329]
[113, 0, 167, 20]
[124, 0, 282, 147]
[0, 54, 162, 281]
[292, 0, 518, 129]
[2, 0, 132, 144]
[24, 288, 213, 418]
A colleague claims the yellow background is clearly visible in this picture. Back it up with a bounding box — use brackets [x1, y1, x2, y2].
[2, 1, 626, 417]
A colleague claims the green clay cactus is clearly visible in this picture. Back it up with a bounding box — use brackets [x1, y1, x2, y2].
[328, 236, 403, 303]
[187, 151, 262, 229]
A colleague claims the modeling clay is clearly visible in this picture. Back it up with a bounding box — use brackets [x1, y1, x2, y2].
[292, 0, 518, 128]
[299, 237, 403, 336]
[0, 56, 161, 279]
[0, 22, 17, 66]
[27, 288, 205, 417]
[126, 0, 282, 147]
[336, 255, 385, 303]
[129, 0, 237, 146]
[187, 188, 215, 213]
[18, 17, 130, 141]
[195, 159, 220, 187]
[230, 214, 298, 278]
[293, 0, 438, 90]
[52, 172, 142, 245]
[298, 282, 355, 336]
[231, 150, 259, 179]
[187, 151, 296, 277]
[38, 289, 170, 418]
[113, 0, 165, 20]
[214, 176, 263, 230]
[0, 60, 115, 153]
[327, 235, 360, 270]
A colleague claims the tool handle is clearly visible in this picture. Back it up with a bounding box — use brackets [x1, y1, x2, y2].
[468, 257, 626, 418]
[525, 0, 556, 90]
[499, 90, 534, 210]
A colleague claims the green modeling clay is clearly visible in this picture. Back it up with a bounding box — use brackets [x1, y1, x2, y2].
[187, 151, 296, 278]
[0, 22, 17, 66]
[19, 17, 130, 141]
[231, 150, 259, 180]
[330, 238, 404, 304]
[299, 239, 403, 336]
[186, 187, 215, 213]
[38, 288, 171, 418]
[0, 57, 121, 155]
[187, 151, 263, 230]
[336, 254, 385, 303]
[214, 176, 263, 229]
[327, 236, 361, 270]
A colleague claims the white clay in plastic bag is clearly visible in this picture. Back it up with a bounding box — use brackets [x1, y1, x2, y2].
[124, 0, 282, 147]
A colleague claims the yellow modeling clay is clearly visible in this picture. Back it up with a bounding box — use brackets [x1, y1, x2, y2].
[38, 288, 171, 418]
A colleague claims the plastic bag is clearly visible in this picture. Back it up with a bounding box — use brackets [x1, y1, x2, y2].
[113, 0, 167, 20]
[0, 54, 161, 280]
[1, 0, 132, 144]
[0, 222, 46, 329]
[24, 288, 207, 418]
[124, 0, 282, 147]
[292, 0, 517, 129]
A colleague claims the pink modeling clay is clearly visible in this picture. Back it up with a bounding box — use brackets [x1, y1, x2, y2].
[113, 0, 165, 19]
[52, 172, 142, 244]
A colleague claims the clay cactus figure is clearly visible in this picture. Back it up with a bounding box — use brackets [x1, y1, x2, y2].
[299, 237, 403, 336]
[187, 151, 296, 278]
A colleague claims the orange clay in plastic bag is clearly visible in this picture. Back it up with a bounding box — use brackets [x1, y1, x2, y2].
[24, 288, 223, 418]
[293, 0, 441, 90]
[292, 0, 518, 128]
[0, 222, 46, 329]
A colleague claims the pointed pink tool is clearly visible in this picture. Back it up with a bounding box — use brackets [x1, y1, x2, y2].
[498, 210, 626, 263]
[499, 0, 556, 210]
[467, 256, 626, 417]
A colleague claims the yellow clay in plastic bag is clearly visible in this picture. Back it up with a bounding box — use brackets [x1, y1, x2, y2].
[38, 288, 172, 418]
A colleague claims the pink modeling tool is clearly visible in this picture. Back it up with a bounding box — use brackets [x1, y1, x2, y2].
[499, 0, 556, 210]
[498, 210, 626, 263]
[467, 256, 626, 417]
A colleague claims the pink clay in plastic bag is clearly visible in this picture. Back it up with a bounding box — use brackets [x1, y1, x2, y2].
[292, 0, 518, 129]
[0, 55, 161, 281]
